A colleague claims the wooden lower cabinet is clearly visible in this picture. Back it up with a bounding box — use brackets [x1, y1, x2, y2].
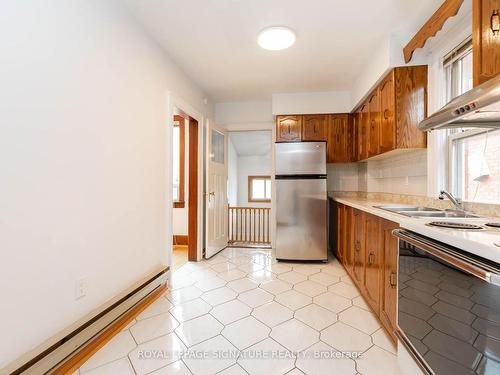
[334, 202, 398, 343]
[364, 214, 381, 312]
[379, 219, 399, 341]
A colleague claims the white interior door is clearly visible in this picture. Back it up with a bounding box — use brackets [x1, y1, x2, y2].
[205, 122, 228, 258]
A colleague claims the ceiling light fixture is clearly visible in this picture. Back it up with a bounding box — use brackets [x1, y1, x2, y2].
[257, 26, 296, 50]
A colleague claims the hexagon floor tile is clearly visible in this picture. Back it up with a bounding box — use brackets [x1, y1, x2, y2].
[78, 248, 401, 375]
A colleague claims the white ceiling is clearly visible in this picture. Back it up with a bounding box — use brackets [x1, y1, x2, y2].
[230, 131, 271, 157]
[123, 0, 443, 102]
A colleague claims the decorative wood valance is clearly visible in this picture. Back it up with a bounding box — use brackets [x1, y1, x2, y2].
[403, 0, 464, 63]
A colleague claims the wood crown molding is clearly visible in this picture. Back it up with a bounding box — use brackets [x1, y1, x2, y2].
[403, 0, 464, 63]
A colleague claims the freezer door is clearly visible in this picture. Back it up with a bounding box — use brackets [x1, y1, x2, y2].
[276, 178, 327, 261]
[275, 142, 326, 175]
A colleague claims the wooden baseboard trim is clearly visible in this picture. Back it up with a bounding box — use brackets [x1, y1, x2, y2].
[173, 235, 188, 245]
[50, 284, 167, 375]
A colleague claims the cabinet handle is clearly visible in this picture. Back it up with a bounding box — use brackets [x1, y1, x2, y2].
[355, 241, 361, 252]
[491, 9, 499, 36]
[383, 109, 391, 119]
[389, 272, 397, 288]
[368, 252, 374, 265]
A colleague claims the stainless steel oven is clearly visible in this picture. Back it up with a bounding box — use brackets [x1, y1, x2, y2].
[393, 229, 500, 375]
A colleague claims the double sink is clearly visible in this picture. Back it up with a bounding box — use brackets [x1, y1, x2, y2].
[374, 205, 481, 218]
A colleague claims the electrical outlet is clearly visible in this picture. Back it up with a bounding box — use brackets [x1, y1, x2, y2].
[75, 278, 87, 300]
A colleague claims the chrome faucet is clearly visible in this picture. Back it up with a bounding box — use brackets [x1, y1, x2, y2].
[439, 190, 464, 211]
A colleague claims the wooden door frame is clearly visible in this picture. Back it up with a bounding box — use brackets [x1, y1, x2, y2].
[168, 92, 204, 264]
[187, 117, 198, 261]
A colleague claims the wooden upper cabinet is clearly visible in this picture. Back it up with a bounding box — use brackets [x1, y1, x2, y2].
[379, 72, 396, 154]
[327, 114, 351, 163]
[473, 0, 500, 86]
[303, 115, 327, 141]
[358, 103, 370, 160]
[353, 65, 427, 160]
[368, 91, 380, 157]
[276, 115, 302, 142]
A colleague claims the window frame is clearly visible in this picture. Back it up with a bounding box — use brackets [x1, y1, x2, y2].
[173, 115, 185, 208]
[248, 175, 271, 203]
[443, 37, 475, 199]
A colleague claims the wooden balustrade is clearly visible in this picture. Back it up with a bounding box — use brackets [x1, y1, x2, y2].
[228, 206, 271, 245]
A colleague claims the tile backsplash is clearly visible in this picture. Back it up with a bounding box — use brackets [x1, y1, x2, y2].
[327, 150, 428, 196]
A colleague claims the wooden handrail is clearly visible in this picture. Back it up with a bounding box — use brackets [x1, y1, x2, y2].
[228, 206, 271, 245]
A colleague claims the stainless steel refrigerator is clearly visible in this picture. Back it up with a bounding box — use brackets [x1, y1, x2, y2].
[275, 142, 327, 261]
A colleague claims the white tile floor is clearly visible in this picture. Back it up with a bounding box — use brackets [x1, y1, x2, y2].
[76, 248, 402, 375]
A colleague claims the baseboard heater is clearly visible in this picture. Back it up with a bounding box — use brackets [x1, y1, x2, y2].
[3, 267, 169, 375]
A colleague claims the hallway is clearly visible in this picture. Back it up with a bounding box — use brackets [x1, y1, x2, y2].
[75, 248, 398, 375]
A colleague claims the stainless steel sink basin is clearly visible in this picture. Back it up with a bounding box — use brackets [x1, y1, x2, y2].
[375, 205, 441, 213]
[408, 211, 481, 218]
[374, 205, 481, 218]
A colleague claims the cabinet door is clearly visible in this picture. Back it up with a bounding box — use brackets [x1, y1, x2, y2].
[379, 73, 395, 154]
[364, 214, 381, 312]
[352, 209, 365, 286]
[379, 219, 399, 342]
[327, 114, 350, 163]
[276, 115, 302, 142]
[358, 104, 369, 160]
[368, 91, 380, 157]
[351, 113, 359, 162]
[303, 115, 327, 141]
[335, 204, 345, 263]
[343, 206, 354, 274]
[473, 0, 500, 86]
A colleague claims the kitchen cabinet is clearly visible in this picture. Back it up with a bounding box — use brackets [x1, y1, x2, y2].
[354, 65, 427, 160]
[352, 208, 365, 285]
[378, 72, 395, 154]
[363, 214, 381, 312]
[327, 114, 352, 163]
[335, 203, 346, 263]
[368, 91, 380, 157]
[379, 219, 399, 341]
[276, 115, 302, 142]
[334, 202, 399, 343]
[303, 114, 327, 141]
[473, 0, 500, 86]
[358, 102, 369, 160]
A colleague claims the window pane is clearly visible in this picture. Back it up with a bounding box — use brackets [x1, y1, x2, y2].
[173, 126, 180, 200]
[265, 179, 271, 199]
[252, 179, 265, 199]
[211, 130, 224, 164]
[452, 131, 500, 204]
[460, 52, 473, 95]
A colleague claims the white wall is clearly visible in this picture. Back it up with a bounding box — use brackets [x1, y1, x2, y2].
[0, 0, 212, 369]
[227, 137, 238, 206]
[215, 101, 273, 131]
[272, 91, 351, 115]
[237, 155, 272, 207]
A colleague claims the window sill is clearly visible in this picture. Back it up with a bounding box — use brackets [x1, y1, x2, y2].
[173, 201, 185, 208]
[248, 199, 271, 203]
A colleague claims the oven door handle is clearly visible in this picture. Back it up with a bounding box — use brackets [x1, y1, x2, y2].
[393, 229, 500, 286]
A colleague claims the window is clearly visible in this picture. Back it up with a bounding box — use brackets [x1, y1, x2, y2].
[449, 129, 500, 204]
[443, 38, 500, 203]
[173, 115, 185, 208]
[248, 176, 271, 203]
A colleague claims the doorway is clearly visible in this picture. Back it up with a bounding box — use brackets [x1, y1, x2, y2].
[227, 130, 272, 248]
[172, 112, 199, 268]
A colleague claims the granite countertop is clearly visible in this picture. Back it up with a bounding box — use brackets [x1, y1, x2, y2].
[330, 195, 500, 264]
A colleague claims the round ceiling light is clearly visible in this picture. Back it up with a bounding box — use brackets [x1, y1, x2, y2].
[257, 26, 296, 50]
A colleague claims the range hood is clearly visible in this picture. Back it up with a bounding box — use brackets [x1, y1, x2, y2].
[418, 74, 500, 131]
